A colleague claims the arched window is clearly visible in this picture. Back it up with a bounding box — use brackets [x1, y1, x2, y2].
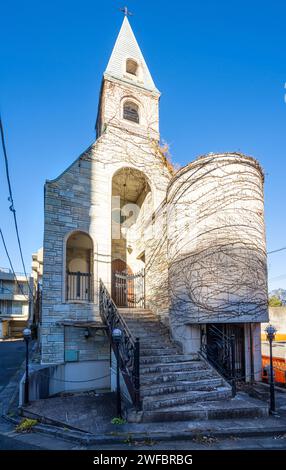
[126, 59, 138, 76]
[65, 231, 93, 301]
[123, 101, 139, 124]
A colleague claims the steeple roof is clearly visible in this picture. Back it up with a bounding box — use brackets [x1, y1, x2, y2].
[104, 16, 159, 93]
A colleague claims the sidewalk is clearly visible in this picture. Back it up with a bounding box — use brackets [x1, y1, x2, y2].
[8, 411, 286, 446]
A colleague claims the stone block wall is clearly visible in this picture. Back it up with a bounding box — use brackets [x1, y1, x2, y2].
[42, 123, 171, 364]
[64, 327, 109, 362]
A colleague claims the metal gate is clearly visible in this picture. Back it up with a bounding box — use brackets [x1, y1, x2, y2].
[204, 324, 245, 381]
[113, 269, 145, 308]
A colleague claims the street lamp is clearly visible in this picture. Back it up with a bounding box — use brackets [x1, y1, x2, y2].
[23, 328, 32, 405]
[265, 324, 277, 414]
[112, 328, 123, 418]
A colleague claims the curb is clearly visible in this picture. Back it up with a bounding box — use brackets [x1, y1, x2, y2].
[4, 413, 286, 446]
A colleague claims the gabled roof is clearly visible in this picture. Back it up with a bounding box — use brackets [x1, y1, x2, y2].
[104, 16, 159, 93]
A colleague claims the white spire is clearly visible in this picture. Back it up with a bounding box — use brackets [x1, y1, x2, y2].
[104, 16, 158, 93]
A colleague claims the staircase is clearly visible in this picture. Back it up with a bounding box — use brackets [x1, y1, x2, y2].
[118, 308, 257, 422]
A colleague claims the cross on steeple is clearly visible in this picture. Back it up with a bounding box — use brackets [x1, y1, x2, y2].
[120, 6, 133, 17]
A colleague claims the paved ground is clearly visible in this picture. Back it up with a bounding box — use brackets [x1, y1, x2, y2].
[24, 391, 117, 433]
[0, 417, 74, 450]
[0, 414, 286, 450]
[22, 388, 272, 433]
[0, 340, 26, 392]
[0, 434, 43, 450]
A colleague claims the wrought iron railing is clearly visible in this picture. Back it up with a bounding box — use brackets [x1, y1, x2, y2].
[66, 271, 93, 301]
[200, 324, 236, 396]
[99, 279, 141, 410]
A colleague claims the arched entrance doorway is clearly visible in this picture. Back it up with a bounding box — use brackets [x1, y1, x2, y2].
[111, 167, 151, 307]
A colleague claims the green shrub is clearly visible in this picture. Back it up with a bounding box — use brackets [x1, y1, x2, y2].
[111, 417, 126, 425]
[15, 418, 38, 433]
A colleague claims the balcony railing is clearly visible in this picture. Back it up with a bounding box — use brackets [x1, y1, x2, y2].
[0, 268, 27, 277]
[66, 271, 93, 301]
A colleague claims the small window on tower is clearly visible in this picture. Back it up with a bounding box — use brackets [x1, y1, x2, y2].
[123, 101, 139, 124]
[126, 59, 138, 76]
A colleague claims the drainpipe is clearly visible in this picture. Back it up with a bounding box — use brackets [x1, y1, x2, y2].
[249, 323, 255, 383]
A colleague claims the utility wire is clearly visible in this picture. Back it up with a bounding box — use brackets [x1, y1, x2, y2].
[268, 246, 286, 255]
[0, 116, 33, 297]
[0, 228, 29, 299]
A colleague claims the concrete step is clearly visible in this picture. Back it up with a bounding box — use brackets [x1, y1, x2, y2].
[141, 360, 207, 374]
[140, 348, 180, 357]
[143, 387, 232, 411]
[139, 339, 175, 347]
[140, 354, 198, 365]
[132, 395, 269, 422]
[129, 332, 170, 340]
[129, 333, 171, 341]
[141, 378, 223, 398]
[119, 312, 156, 318]
[124, 321, 161, 327]
[118, 308, 153, 312]
[125, 316, 156, 321]
[128, 327, 170, 335]
[122, 319, 158, 324]
[127, 330, 170, 341]
[141, 368, 215, 385]
[136, 339, 173, 346]
[121, 313, 156, 317]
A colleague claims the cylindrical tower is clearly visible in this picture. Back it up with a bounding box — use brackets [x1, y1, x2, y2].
[167, 153, 268, 344]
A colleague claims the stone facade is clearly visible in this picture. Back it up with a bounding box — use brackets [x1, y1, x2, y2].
[41, 17, 171, 366]
[41, 17, 268, 387]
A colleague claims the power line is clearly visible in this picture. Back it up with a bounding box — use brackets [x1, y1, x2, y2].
[0, 228, 29, 299]
[0, 116, 15, 213]
[0, 115, 33, 297]
[268, 246, 286, 255]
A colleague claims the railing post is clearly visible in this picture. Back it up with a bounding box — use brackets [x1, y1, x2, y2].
[134, 337, 141, 410]
[76, 271, 81, 298]
[66, 271, 69, 300]
[230, 334, 236, 397]
[143, 268, 145, 308]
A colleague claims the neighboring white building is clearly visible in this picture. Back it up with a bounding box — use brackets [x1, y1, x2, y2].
[0, 268, 31, 339]
[40, 17, 268, 407]
[32, 247, 43, 288]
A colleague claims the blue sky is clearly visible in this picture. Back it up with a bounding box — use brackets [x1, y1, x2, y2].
[1, 0, 286, 291]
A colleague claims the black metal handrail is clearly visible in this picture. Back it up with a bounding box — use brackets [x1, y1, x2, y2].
[99, 279, 141, 410]
[200, 325, 236, 397]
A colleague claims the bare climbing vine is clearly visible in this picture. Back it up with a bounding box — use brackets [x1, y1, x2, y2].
[167, 154, 268, 325]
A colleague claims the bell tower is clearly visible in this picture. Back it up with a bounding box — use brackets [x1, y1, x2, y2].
[96, 16, 161, 141]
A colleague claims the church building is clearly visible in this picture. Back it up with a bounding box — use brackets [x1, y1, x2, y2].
[41, 15, 268, 420]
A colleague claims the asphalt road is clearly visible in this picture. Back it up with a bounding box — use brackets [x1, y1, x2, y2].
[0, 340, 26, 392]
[0, 434, 43, 450]
[89, 435, 286, 450]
